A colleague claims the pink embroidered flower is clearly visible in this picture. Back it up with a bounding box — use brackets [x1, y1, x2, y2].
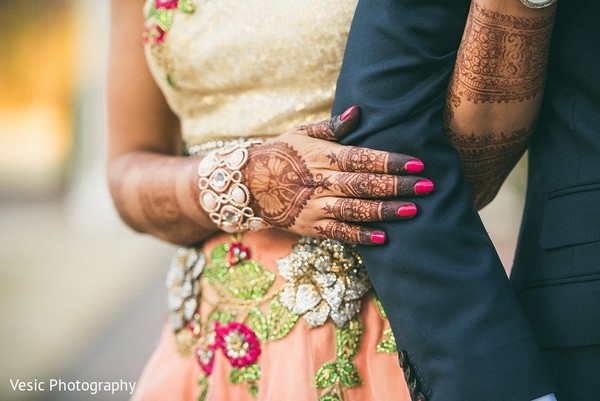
[195, 323, 219, 375]
[143, 24, 166, 45]
[153, 25, 167, 44]
[227, 242, 251, 265]
[155, 0, 179, 9]
[188, 321, 201, 337]
[196, 346, 215, 375]
[216, 322, 261, 368]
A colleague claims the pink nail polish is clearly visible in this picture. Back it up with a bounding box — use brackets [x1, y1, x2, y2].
[404, 160, 424, 173]
[414, 180, 434, 195]
[370, 231, 386, 244]
[341, 105, 358, 121]
[397, 204, 417, 217]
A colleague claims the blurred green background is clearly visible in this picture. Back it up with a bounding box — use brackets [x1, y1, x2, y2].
[0, 1, 528, 400]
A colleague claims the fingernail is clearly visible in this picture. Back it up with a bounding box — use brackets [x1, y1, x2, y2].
[414, 180, 434, 195]
[341, 105, 358, 121]
[397, 204, 417, 217]
[370, 231, 386, 244]
[404, 160, 424, 173]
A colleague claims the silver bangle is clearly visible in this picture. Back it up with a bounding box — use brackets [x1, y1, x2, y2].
[197, 140, 270, 233]
[519, 0, 556, 9]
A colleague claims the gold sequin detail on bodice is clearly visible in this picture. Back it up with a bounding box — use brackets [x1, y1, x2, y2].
[144, 0, 358, 146]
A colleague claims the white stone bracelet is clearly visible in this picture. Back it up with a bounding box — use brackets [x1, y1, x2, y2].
[197, 140, 270, 233]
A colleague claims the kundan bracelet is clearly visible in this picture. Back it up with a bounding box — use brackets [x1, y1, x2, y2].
[197, 140, 270, 233]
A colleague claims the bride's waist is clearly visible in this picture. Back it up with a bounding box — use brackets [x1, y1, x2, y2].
[202, 228, 300, 263]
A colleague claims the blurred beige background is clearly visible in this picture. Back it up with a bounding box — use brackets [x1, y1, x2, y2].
[1, 2, 174, 400]
[0, 1, 527, 400]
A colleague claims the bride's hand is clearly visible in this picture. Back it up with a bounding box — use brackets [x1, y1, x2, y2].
[243, 106, 434, 245]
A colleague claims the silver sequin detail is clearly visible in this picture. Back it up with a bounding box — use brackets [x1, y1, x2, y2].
[166, 247, 205, 330]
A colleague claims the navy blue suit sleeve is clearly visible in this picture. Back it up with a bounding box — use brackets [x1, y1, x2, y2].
[332, 0, 556, 399]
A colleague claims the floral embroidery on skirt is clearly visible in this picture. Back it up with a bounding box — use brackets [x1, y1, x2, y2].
[166, 237, 397, 401]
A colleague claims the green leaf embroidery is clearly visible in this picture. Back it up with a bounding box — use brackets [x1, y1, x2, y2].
[230, 364, 260, 382]
[336, 317, 363, 360]
[314, 316, 364, 398]
[155, 9, 175, 31]
[373, 293, 387, 318]
[314, 362, 339, 389]
[197, 375, 208, 401]
[337, 360, 362, 387]
[228, 365, 261, 399]
[229, 367, 244, 384]
[178, 0, 195, 13]
[267, 298, 299, 340]
[376, 328, 398, 353]
[249, 383, 259, 399]
[203, 252, 229, 284]
[166, 74, 177, 89]
[244, 364, 261, 381]
[206, 244, 275, 300]
[203, 258, 229, 284]
[207, 309, 236, 325]
[147, 2, 157, 16]
[220, 260, 275, 300]
[320, 395, 341, 401]
[210, 244, 229, 261]
[248, 308, 268, 341]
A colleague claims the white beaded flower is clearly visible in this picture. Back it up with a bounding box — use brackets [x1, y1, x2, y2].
[276, 238, 371, 328]
[166, 247, 205, 330]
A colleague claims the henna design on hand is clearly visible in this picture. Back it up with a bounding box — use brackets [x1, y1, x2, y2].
[327, 147, 406, 174]
[334, 173, 399, 198]
[447, 125, 532, 208]
[452, 2, 554, 105]
[314, 221, 372, 244]
[323, 199, 403, 222]
[296, 106, 360, 141]
[297, 118, 338, 141]
[243, 141, 330, 228]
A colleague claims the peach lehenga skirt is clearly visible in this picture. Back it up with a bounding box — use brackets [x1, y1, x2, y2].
[131, 230, 410, 401]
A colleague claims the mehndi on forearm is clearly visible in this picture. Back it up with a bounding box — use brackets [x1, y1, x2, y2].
[444, 0, 555, 208]
[108, 151, 218, 246]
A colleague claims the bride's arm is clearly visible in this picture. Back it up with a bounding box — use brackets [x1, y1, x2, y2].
[444, 0, 556, 209]
[107, 0, 210, 245]
[106, 0, 431, 246]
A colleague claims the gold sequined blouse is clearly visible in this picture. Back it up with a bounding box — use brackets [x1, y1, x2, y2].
[143, 0, 358, 147]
